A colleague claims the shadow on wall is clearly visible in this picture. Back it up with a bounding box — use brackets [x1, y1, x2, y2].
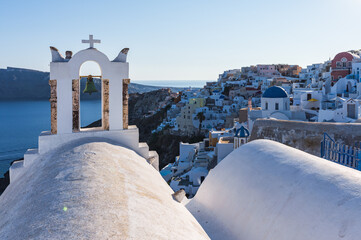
[250, 119, 361, 156]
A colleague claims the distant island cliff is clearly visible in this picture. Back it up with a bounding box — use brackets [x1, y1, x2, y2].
[0, 67, 50, 100]
[0, 67, 181, 100]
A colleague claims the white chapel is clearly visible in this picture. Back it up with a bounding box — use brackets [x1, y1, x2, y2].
[9, 35, 160, 183]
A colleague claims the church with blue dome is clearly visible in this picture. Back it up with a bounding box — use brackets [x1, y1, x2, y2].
[247, 86, 306, 131]
[261, 86, 291, 120]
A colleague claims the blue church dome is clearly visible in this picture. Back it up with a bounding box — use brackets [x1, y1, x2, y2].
[262, 86, 288, 98]
[235, 126, 250, 138]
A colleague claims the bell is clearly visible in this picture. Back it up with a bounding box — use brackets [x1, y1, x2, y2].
[83, 75, 98, 95]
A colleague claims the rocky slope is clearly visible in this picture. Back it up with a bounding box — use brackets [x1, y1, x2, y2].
[127, 91, 205, 169]
[147, 130, 205, 170]
[87, 88, 204, 170]
[127, 89, 205, 169]
[129, 88, 174, 124]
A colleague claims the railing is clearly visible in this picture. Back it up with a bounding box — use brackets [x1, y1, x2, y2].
[321, 133, 361, 170]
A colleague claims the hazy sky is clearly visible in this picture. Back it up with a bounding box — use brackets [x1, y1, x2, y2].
[1, 0, 361, 80]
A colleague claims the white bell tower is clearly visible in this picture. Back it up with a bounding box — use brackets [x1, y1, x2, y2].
[9, 35, 159, 184]
[49, 34, 130, 134]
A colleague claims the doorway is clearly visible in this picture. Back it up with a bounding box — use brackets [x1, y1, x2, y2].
[347, 104, 356, 119]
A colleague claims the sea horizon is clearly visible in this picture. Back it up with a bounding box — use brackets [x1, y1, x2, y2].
[133, 80, 214, 88]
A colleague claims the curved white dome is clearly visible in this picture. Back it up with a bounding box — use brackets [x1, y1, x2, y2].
[0, 141, 209, 239]
[187, 140, 361, 240]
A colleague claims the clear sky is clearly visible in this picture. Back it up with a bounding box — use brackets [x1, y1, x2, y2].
[1, 0, 361, 80]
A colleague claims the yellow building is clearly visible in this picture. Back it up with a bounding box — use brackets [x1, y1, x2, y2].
[176, 98, 205, 134]
[189, 98, 206, 107]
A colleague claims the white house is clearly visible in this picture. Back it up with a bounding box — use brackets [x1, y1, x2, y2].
[216, 136, 234, 164]
[331, 77, 358, 98]
[232, 96, 245, 105]
[170, 166, 209, 197]
[299, 90, 323, 110]
[210, 91, 225, 107]
[352, 59, 361, 82]
[318, 98, 361, 122]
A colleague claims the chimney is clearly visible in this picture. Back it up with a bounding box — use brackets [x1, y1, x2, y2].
[65, 51, 73, 59]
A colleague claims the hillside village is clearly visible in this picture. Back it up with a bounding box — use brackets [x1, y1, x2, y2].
[158, 49, 361, 196]
[3, 33, 361, 239]
[6, 0, 361, 237]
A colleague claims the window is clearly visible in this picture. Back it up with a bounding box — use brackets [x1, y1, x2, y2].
[275, 103, 279, 110]
[265, 102, 268, 110]
[307, 93, 312, 100]
[336, 61, 342, 68]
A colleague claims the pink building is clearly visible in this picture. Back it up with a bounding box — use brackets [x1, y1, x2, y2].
[257, 65, 279, 77]
[331, 51, 360, 82]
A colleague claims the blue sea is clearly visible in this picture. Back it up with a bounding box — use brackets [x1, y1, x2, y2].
[0, 80, 210, 176]
[0, 100, 102, 176]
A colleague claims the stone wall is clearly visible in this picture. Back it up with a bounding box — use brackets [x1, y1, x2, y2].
[72, 79, 80, 132]
[102, 79, 109, 130]
[49, 80, 57, 134]
[250, 119, 361, 156]
[123, 79, 130, 129]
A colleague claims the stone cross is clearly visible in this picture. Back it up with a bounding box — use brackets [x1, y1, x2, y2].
[82, 34, 101, 48]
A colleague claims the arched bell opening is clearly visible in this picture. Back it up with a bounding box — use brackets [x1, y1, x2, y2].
[72, 60, 106, 132]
